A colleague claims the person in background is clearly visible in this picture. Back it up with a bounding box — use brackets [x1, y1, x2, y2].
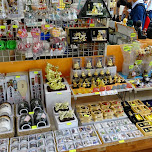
[144, 0, 148, 9]
[127, 0, 146, 28]
[146, 0, 152, 19]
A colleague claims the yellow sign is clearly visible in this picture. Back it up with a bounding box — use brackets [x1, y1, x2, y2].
[149, 61, 152, 66]
[67, 122, 72, 125]
[57, 93, 62, 95]
[12, 25, 18, 28]
[135, 60, 142, 65]
[84, 115, 89, 117]
[69, 150, 76, 152]
[29, 112, 34, 115]
[32, 126, 37, 129]
[95, 92, 100, 95]
[119, 140, 125, 143]
[0, 26, 6, 29]
[129, 65, 134, 69]
[131, 33, 136, 38]
[45, 24, 50, 28]
[123, 45, 131, 52]
[34, 71, 38, 74]
[16, 76, 20, 78]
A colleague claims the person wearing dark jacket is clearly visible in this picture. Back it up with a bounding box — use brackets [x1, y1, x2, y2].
[128, 0, 146, 28]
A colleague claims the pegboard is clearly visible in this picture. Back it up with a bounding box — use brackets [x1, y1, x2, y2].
[0, 0, 110, 62]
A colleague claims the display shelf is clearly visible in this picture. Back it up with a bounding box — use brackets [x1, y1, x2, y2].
[76, 112, 128, 126]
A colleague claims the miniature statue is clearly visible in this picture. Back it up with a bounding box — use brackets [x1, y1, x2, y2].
[45, 63, 65, 90]
[87, 70, 92, 81]
[107, 58, 114, 67]
[78, 82, 81, 88]
[100, 79, 105, 87]
[96, 78, 101, 86]
[73, 71, 79, 83]
[97, 32, 103, 40]
[93, 70, 98, 80]
[104, 79, 108, 85]
[117, 77, 121, 83]
[106, 69, 111, 76]
[99, 70, 105, 79]
[92, 5, 98, 14]
[86, 82, 91, 88]
[86, 60, 92, 69]
[135, 20, 146, 39]
[73, 61, 80, 70]
[109, 76, 113, 84]
[121, 77, 126, 83]
[82, 82, 86, 88]
[96, 59, 102, 68]
[73, 81, 78, 89]
[59, 110, 74, 122]
[127, 71, 134, 79]
[91, 80, 96, 88]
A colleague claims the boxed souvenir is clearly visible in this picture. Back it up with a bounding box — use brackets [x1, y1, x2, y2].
[10, 131, 56, 152]
[72, 58, 82, 70]
[5, 72, 30, 104]
[54, 125, 101, 151]
[0, 73, 6, 103]
[85, 57, 94, 69]
[16, 110, 51, 136]
[106, 55, 115, 67]
[29, 69, 44, 103]
[54, 110, 78, 130]
[95, 56, 104, 69]
[0, 102, 14, 117]
[90, 28, 109, 42]
[0, 116, 15, 138]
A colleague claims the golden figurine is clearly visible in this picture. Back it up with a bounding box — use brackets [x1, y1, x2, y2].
[81, 71, 86, 78]
[100, 79, 105, 87]
[78, 82, 81, 88]
[107, 59, 114, 67]
[45, 63, 65, 90]
[87, 82, 91, 88]
[82, 82, 86, 88]
[86, 60, 92, 69]
[74, 72, 78, 78]
[96, 59, 102, 68]
[73, 82, 77, 88]
[74, 61, 80, 70]
[106, 69, 111, 76]
[97, 32, 103, 40]
[114, 74, 118, 79]
[91, 77, 95, 83]
[96, 78, 101, 86]
[113, 78, 117, 84]
[92, 5, 98, 14]
[87, 70, 92, 77]
[99, 70, 105, 78]
[121, 77, 126, 83]
[92, 80, 96, 88]
[117, 77, 121, 83]
[109, 76, 113, 84]
[104, 79, 108, 85]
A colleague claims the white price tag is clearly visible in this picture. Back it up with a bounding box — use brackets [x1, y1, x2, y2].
[101, 90, 118, 96]
[52, 0, 59, 3]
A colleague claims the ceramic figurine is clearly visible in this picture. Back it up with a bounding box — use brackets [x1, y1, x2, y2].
[107, 59, 114, 67]
[96, 59, 102, 68]
[109, 76, 113, 84]
[99, 70, 105, 79]
[73, 81, 78, 89]
[91, 80, 96, 88]
[87, 70, 92, 81]
[93, 70, 98, 80]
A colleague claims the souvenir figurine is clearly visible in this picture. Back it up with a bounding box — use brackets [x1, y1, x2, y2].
[73, 61, 80, 70]
[86, 60, 92, 69]
[93, 70, 99, 80]
[121, 77, 126, 83]
[80, 71, 86, 82]
[117, 77, 121, 83]
[87, 70, 92, 81]
[106, 69, 111, 77]
[97, 32, 103, 40]
[104, 79, 108, 85]
[73, 81, 78, 89]
[73, 72, 79, 83]
[96, 78, 101, 86]
[86, 82, 91, 88]
[127, 71, 134, 79]
[108, 76, 113, 84]
[96, 59, 103, 68]
[82, 82, 86, 88]
[78, 82, 81, 88]
[91, 80, 96, 88]
[107, 58, 114, 67]
[100, 79, 105, 87]
[99, 70, 105, 79]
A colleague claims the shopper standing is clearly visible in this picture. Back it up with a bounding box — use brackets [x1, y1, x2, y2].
[147, 0, 152, 19]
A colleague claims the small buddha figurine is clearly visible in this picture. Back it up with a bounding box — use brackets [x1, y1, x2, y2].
[121, 77, 126, 83]
[80, 71, 86, 82]
[92, 5, 98, 14]
[86, 82, 91, 88]
[73, 72, 79, 83]
[78, 82, 81, 88]
[100, 79, 105, 87]
[97, 32, 103, 40]
[109, 76, 113, 84]
[93, 70, 98, 80]
[82, 82, 86, 88]
[73, 81, 78, 89]
[86, 60, 92, 69]
[106, 69, 111, 77]
[107, 58, 114, 67]
[99, 70, 105, 79]
[117, 77, 121, 83]
[113, 77, 117, 84]
[96, 59, 102, 68]
[73, 61, 80, 70]
[91, 80, 96, 88]
[87, 70, 92, 81]
[114, 74, 118, 80]
[96, 78, 101, 86]
[104, 79, 108, 85]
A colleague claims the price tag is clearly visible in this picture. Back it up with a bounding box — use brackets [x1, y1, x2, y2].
[129, 65, 134, 69]
[95, 92, 100, 95]
[45, 24, 50, 28]
[12, 25, 18, 28]
[32, 126, 37, 129]
[29, 112, 34, 115]
[69, 150, 76, 152]
[129, 80, 135, 83]
[16, 76, 20, 78]
[90, 23, 95, 27]
[52, 0, 59, 3]
[67, 122, 72, 125]
[34, 71, 38, 74]
[101, 90, 118, 96]
[131, 104, 136, 106]
[131, 33, 136, 38]
[119, 140, 125, 143]
[0, 26, 6, 29]
[84, 115, 89, 117]
[57, 93, 62, 95]
[36, 33, 39, 36]
[149, 61, 152, 66]
[135, 60, 142, 65]
[144, 75, 148, 77]
[123, 46, 131, 52]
